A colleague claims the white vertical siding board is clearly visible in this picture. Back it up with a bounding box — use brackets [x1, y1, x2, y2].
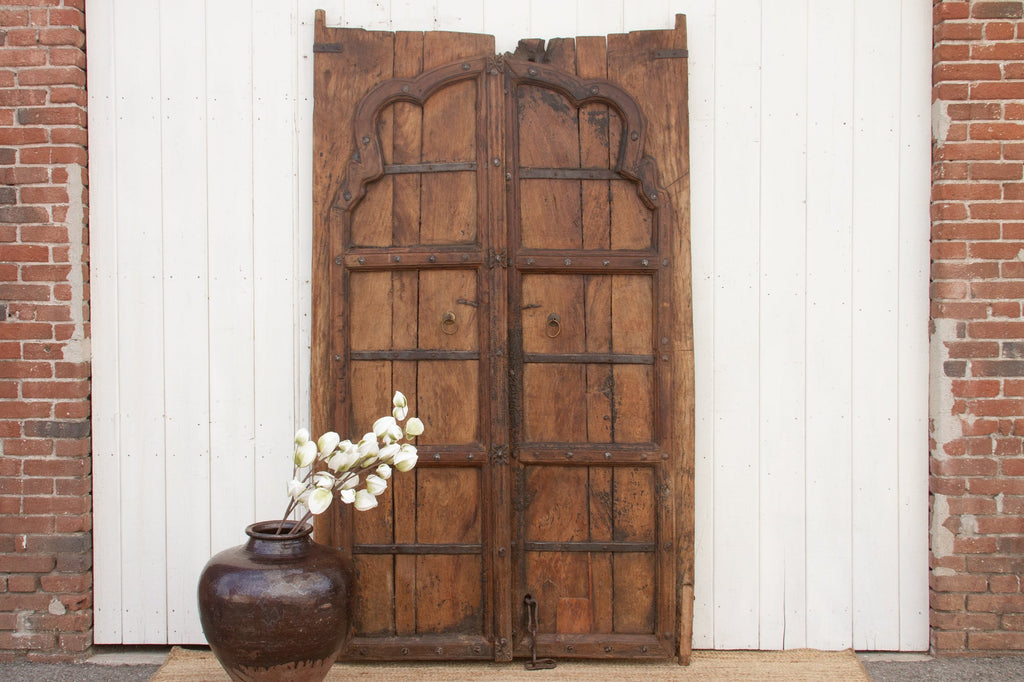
[576, 0, 622, 38]
[622, 0, 671, 32]
[434, 0, 484, 33]
[804, 0, 855, 651]
[711, 0, 761, 649]
[758, 0, 808, 650]
[851, 0, 903, 651]
[296, 0, 331, 434]
[85, 0, 123, 644]
[391, 0, 438, 31]
[343, 0, 391, 29]
[897, 0, 933, 652]
[252, 2, 301, 524]
[112, 0, 167, 643]
[668, 0, 715, 649]
[526, 0, 577, 41]
[206, 0, 257, 554]
[481, 0, 530, 52]
[159, 0, 212, 645]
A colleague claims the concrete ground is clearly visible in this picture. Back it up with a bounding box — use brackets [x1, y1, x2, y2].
[0, 648, 1021, 681]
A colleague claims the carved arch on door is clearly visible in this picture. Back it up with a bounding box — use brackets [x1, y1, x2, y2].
[332, 58, 665, 215]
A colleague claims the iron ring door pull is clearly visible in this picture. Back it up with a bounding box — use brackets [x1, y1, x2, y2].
[441, 311, 458, 335]
[546, 313, 561, 338]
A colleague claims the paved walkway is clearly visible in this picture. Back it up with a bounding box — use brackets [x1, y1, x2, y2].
[0, 649, 1022, 681]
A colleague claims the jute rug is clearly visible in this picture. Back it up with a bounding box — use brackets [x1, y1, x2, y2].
[150, 646, 871, 681]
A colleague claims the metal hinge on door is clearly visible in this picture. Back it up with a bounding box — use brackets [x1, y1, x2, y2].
[488, 248, 508, 269]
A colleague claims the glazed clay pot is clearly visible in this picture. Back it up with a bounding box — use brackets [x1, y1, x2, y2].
[197, 520, 353, 682]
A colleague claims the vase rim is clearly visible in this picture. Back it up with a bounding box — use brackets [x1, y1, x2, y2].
[245, 520, 313, 539]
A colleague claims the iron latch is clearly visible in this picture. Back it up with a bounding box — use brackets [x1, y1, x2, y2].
[523, 594, 556, 671]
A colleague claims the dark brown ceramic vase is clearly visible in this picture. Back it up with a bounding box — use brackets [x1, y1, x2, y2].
[197, 520, 353, 682]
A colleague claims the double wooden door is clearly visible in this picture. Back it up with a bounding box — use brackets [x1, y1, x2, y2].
[312, 11, 693, 664]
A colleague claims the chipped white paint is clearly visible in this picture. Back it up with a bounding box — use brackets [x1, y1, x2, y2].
[64, 164, 89, 364]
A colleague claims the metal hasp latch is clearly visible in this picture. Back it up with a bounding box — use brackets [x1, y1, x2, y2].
[523, 594, 556, 671]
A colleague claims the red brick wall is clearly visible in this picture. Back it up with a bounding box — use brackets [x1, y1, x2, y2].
[932, 0, 1024, 654]
[0, 0, 90, 661]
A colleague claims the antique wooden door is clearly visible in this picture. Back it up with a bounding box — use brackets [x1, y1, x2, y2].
[312, 11, 693, 664]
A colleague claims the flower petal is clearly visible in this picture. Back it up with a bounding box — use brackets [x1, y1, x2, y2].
[317, 431, 341, 456]
[294, 428, 310, 446]
[354, 489, 379, 511]
[307, 487, 333, 515]
[365, 473, 387, 496]
[294, 441, 318, 468]
[405, 417, 424, 437]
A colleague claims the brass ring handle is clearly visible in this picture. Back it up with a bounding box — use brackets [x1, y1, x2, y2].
[441, 311, 458, 335]
[546, 313, 561, 338]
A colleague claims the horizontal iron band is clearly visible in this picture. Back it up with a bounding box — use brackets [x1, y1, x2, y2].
[518, 167, 622, 180]
[521, 541, 656, 553]
[351, 350, 480, 361]
[354, 543, 482, 555]
[523, 352, 654, 365]
[384, 161, 477, 174]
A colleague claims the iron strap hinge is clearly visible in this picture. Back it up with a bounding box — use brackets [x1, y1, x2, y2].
[488, 248, 508, 269]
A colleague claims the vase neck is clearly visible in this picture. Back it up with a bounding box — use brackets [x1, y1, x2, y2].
[243, 520, 314, 559]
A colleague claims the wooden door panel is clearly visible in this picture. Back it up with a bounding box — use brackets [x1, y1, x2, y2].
[417, 270, 479, 352]
[314, 12, 692, 663]
[417, 360, 480, 445]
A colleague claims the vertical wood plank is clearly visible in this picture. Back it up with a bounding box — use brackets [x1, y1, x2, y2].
[851, 0, 902, 651]
[897, 0, 933, 652]
[113, 0, 167, 644]
[160, 0, 211, 644]
[666, 0, 716, 650]
[85, 0, 122, 644]
[711, 0, 761, 649]
[758, 0, 808, 650]
[252, 0, 299, 532]
[805, 0, 855, 651]
[207, 0, 256, 554]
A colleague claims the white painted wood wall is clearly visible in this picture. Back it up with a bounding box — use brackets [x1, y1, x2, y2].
[87, 0, 932, 650]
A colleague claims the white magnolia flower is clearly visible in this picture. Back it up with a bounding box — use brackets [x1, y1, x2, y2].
[294, 440, 317, 468]
[392, 391, 409, 421]
[287, 479, 305, 500]
[393, 444, 418, 472]
[365, 473, 387, 496]
[327, 449, 359, 473]
[377, 443, 400, 464]
[313, 471, 335, 489]
[405, 417, 424, 438]
[307, 487, 333, 515]
[317, 431, 341, 456]
[281, 395, 425, 533]
[354, 489, 378, 511]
